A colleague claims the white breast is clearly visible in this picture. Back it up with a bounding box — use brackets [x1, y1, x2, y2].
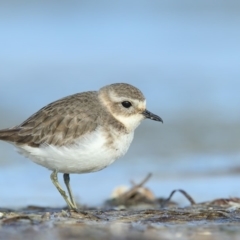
[16, 127, 134, 174]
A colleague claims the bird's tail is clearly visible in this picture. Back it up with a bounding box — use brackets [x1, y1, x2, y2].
[0, 128, 20, 142]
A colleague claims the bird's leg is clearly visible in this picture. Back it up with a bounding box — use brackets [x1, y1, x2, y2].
[50, 170, 78, 211]
[51, 171, 101, 219]
[63, 173, 77, 209]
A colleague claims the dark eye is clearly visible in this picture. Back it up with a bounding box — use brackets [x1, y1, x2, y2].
[121, 101, 132, 108]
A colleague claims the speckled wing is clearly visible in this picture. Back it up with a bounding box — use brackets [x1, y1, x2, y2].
[0, 92, 100, 147]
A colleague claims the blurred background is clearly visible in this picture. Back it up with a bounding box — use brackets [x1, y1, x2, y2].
[0, 0, 240, 208]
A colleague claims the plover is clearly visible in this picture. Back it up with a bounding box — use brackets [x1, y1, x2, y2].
[0, 83, 162, 211]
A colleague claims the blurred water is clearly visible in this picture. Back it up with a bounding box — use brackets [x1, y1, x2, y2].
[0, 1, 240, 207]
[1, 153, 240, 208]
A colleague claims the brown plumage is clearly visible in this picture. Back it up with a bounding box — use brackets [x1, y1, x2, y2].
[0, 83, 145, 148]
[0, 91, 110, 147]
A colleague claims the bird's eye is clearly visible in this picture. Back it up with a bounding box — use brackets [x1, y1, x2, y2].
[121, 101, 132, 108]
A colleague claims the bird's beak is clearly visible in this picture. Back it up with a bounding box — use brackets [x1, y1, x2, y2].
[142, 109, 163, 123]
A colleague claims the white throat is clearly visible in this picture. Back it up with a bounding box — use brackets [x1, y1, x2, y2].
[112, 113, 144, 132]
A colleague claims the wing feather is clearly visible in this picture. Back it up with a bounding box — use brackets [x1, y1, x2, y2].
[0, 92, 101, 147]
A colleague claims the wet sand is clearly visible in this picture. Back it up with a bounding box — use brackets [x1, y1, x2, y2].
[1, 179, 240, 240]
[1, 203, 240, 240]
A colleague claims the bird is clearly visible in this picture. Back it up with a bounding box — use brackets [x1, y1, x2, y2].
[0, 83, 163, 211]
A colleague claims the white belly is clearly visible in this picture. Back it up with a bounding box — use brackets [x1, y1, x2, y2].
[16, 127, 134, 174]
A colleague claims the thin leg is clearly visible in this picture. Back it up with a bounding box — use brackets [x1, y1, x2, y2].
[63, 173, 77, 209]
[50, 170, 77, 211]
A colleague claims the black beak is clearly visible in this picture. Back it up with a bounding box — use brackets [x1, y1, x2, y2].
[142, 110, 163, 123]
